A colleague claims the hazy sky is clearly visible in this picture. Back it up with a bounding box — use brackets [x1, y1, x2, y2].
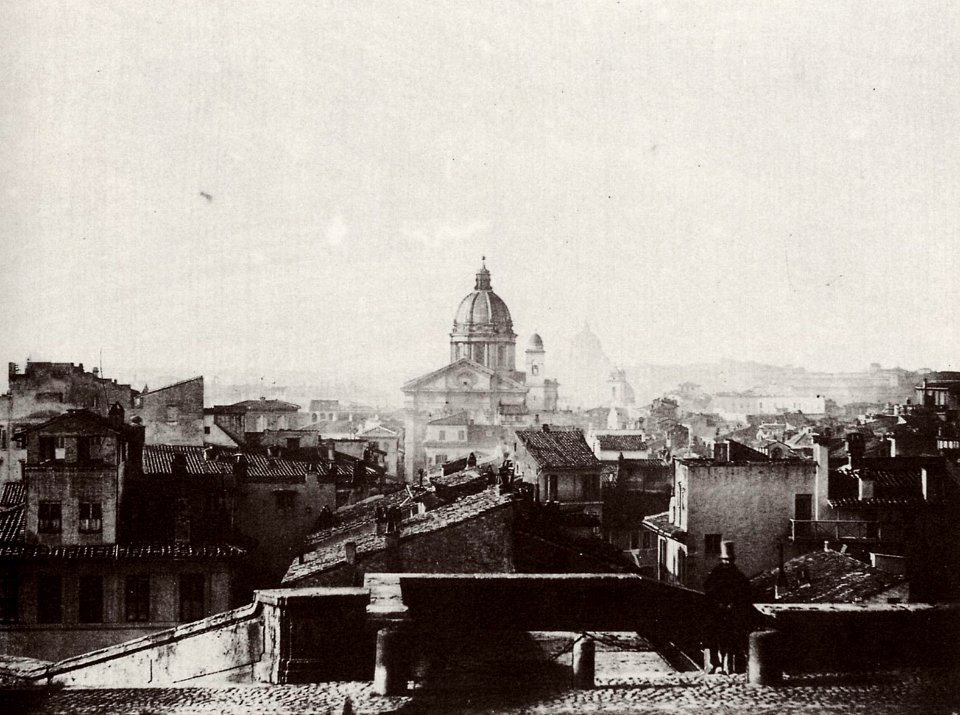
[1, 1, 958, 390]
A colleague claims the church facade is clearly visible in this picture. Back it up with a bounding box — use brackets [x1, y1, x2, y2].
[402, 262, 558, 479]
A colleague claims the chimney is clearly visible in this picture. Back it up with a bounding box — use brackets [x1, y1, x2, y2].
[713, 441, 729, 463]
[845, 432, 865, 469]
[172, 453, 188, 479]
[233, 454, 249, 480]
[344, 541, 357, 565]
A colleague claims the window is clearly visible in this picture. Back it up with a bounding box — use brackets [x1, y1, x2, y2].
[438, 430, 446, 442]
[531, 364, 539, 376]
[457, 430, 465, 441]
[38, 436, 56, 462]
[547, 474, 558, 501]
[434, 454, 447, 465]
[38, 502, 62, 533]
[165, 405, 180, 422]
[642, 530, 653, 550]
[78, 575, 103, 623]
[79, 502, 102, 534]
[75, 436, 91, 463]
[125, 575, 151, 622]
[36, 575, 62, 624]
[203, 426, 211, 435]
[179, 574, 205, 622]
[794, 493, 813, 521]
[286, 437, 300, 449]
[704, 533, 722, 556]
[0, 427, 5, 450]
[0, 572, 18, 623]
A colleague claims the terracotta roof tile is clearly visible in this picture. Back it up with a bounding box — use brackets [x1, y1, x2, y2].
[284, 489, 515, 584]
[751, 549, 906, 603]
[0, 542, 247, 559]
[0, 482, 25, 507]
[516, 428, 600, 469]
[595, 434, 648, 452]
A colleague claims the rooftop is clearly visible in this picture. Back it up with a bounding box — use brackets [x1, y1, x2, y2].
[595, 434, 649, 452]
[0, 481, 25, 507]
[642, 511, 688, 544]
[516, 427, 600, 469]
[284, 488, 516, 583]
[0, 542, 247, 559]
[428, 412, 471, 426]
[752, 549, 907, 603]
[141, 444, 319, 481]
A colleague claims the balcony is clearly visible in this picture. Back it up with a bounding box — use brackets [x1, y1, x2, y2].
[789, 519, 903, 544]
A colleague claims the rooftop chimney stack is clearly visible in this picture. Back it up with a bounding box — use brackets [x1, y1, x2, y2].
[845, 432, 865, 469]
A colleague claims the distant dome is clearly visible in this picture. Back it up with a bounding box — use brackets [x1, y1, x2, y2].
[527, 333, 544, 350]
[453, 261, 513, 333]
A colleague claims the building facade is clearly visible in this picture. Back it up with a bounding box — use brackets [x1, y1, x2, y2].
[402, 261, 560, 478]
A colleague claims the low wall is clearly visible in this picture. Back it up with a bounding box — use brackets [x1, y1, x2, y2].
[756, 603, 960, 674]
[46, 602, 265, 687]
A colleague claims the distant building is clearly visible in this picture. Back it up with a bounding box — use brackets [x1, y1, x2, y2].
[711, 393, 827, 422]
[204, 398, 303, 445]
[132, 376, 204, 446]
[402, 261, 560, 478]
[1, 361, 140, 483]
[515, 426, 603, 521]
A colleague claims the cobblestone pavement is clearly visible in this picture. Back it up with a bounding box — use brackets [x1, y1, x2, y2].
[6, 668, 959, 715]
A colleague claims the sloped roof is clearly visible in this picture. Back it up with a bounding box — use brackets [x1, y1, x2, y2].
[751, 549, 906, 603]
[16, 409, 122, 435]
[0, 542, 247, 560]
[303, 486, 429, 547]
[141, 444, 314, 481]
[642, 511, 687, 544]
[428, 412, 471, 426]
[0, 504, 24, 544]
[284, 489, 515, 583]
[516, 428, 600, 469]
[141, 376, 203, 394]
[595, 434, 648, 452]
[358, 425, 398, 438]
[0, 482, 25, 507]
[213, 399, 300, 413]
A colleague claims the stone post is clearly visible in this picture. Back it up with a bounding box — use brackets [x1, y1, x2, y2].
[572, 635, 596, 689]
[373, 627, 407, 695]
[748, 630, 783, 686]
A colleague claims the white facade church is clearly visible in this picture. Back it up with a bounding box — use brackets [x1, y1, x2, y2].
[401, 261, 559, 478]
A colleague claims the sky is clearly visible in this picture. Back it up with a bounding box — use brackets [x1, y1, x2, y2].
[1, 1, 958, 393]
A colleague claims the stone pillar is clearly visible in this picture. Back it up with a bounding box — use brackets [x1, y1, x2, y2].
[374, 627, 407, 695]
[748, 630, 783, 687]
[572, 636, 596, 689]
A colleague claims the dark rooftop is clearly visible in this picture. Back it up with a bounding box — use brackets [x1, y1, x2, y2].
[751, 549, 906, 603]
[428, 412, 471, 426]
[0, 482, 25, 507]
[516, 427, 600, 469]
[595, 434, 648, 452]
[284, 488, 516, 583]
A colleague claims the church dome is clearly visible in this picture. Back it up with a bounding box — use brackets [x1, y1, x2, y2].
[453, 261, 513, 333]
[527, 333, 544, 350]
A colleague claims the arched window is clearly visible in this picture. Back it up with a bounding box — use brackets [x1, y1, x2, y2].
[531, 364, 539, 376]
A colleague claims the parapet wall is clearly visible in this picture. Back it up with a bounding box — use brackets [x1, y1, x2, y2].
[756, 603, 960, 674]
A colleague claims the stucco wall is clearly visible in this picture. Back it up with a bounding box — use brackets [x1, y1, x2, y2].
[0, 559, 235, 660]
[134, 378, 204, 446]
[677, 460, 817, 588]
